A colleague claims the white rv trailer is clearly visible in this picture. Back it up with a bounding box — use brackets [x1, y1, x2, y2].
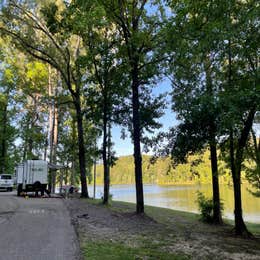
[16, 160, 48, 196]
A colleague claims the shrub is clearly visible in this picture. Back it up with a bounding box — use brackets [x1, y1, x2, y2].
[196, 191, 223, 223]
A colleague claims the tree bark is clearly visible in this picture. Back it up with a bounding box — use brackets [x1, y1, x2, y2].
[232, 108, 256, 236]
[51, 102, 58, 193]
[0, 102, 7, 174]
[210, 141, 222, 224]
[102, 93, 109, 204]
[132, 67, 144, 214]
[74, 97, 89, 198]
[70, 119, 77, 186]
[227, 36, 252, 236]
[230, 129, 248, 236]
[204, 56, 222, 224]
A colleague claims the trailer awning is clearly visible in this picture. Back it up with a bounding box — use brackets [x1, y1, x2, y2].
[48, 163, 66, 170]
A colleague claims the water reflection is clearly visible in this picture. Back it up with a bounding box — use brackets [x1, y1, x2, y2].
[87, 184, 260, 223]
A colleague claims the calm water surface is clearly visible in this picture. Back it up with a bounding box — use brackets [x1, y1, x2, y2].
[88, 184, 260, 223]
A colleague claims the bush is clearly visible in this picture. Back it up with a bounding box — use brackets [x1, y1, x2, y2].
[196, 191, 223, 223]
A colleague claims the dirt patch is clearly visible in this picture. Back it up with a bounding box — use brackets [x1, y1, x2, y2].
[65, 198, 260, 260]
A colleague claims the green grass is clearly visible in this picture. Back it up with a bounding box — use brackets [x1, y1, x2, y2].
[82, 240, 189, 260]
[84, 198, 260, 235]
[246, 223, 260, 235]
[79, 198, 260, 259]
[225, 219, 260, 236]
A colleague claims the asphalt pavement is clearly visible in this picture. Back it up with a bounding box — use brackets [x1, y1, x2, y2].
[0, 191, 79, 260]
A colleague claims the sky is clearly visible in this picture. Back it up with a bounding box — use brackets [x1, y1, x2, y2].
[110, 3, 177, 157]
[111, 78, 178, 156]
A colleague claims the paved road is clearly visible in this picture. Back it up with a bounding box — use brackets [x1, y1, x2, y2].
[0, 191, 79, 260]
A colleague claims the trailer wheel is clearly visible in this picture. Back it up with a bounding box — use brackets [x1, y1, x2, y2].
[17, 184, 22, 196]
[33, 181, 41, 190]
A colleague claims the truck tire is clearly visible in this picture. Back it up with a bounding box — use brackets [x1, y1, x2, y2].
[41, 187, 44, 196]
[17, 184, 22, 196]
[33, 181, 41, 192]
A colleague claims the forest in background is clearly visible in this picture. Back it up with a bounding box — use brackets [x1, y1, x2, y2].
[94, 152, 241, 186]
[0, 0, 259, 236]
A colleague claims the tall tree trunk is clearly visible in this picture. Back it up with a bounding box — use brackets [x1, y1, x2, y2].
[70, 36, 88, 198]
[43, 131, 48, 161]
[229, 129, 248, 236]
[27, 121, 33, 159]
[51, 102, 58, 193]
[48, 66, 55, 191]
[102, 96, 109, 204]
[107, 122, 111, 188]
[227, 35, 253, 236]
[209, 141, 222, 224]
[22, 128, 28, 161]
[93, 157, 97, 199]
[74, 97, 89, 198]
[0, 103, 7, 174]
[70, 119, 77, 186]
[132, 67, 144, 214]
[205, 56, 222, 224]
[232, 108, 255, 236]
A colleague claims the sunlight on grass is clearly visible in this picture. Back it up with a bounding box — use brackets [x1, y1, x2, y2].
[82, 240, 189, 260]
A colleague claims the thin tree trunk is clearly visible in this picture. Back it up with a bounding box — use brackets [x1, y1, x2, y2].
[204, 56, 222, 224]
[48, 66, 54, 190]
[70, 119, 77, 186]
[74, 97, 89, 198]
[209, 141, 222, 224]
[230, 130, 248, 236]
[22, 132, 27, 161]
[51, 102, 58, 193]
[227, 36, 253, 236]
[0, 102, 7, 174]
[28, 121, 33, 159]
[132, 67, 144, 214]
[108, 122, 111, 188]
[43, 131, 48, 161]
[103, 92, 109, 204]
[233, 108, 255, 237]
[93, 157, 96, 199]
[70, 36, 88, 198]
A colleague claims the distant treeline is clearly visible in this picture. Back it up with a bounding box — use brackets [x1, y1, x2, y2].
[93, 151, 238, 185]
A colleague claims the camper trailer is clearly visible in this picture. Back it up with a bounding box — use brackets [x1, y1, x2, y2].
[16, 160, 48, 196]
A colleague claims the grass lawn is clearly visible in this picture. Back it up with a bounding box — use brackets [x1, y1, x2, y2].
[66, 198, 260, 260]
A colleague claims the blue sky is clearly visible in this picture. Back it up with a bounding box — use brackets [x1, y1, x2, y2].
[111, 78, 178, 156]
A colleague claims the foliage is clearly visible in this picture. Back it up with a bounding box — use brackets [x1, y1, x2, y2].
[244, 132, 260, 197]
[93, 151, 234, 186]
[196, 191, 223, 223]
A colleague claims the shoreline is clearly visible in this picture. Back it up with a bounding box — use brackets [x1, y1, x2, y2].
[65, 197, 260, 260]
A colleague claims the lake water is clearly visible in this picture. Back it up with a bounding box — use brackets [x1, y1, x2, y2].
[87, 184, 260, 223]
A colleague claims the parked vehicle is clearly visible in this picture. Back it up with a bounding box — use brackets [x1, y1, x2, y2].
[16, 160, 48, 196]
[0, 174, 14, 191]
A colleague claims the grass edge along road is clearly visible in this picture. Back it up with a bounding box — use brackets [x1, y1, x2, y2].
[65, 198, 260, 260]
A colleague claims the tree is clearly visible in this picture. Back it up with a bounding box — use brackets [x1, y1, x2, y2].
[244, 127, 260, 197]
[165, 0, 259, 232]
[0, 78, 17, 173]
[165, 0, 224, 224]
[218, 0, 259, 236]
[0, 0, 90, 197]
[101, 0, 165, 213]
[65, 0, 124, 204]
